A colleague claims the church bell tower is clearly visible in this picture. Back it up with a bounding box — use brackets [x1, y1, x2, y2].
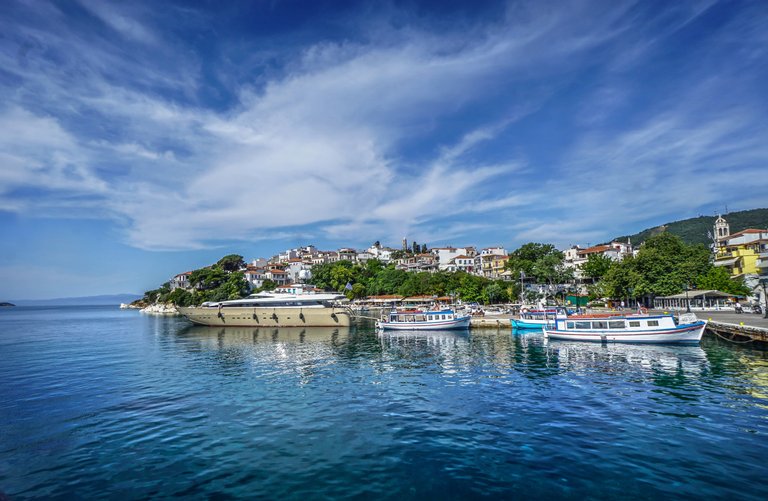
[714, 215, 730, 247]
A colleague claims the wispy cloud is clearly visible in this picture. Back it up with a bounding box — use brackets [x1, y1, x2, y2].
[0, 0, 765, 254]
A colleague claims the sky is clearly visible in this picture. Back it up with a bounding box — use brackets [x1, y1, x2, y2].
[1, 0, 767, 299]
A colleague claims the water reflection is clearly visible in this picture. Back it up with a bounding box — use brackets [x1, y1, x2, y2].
[377, 329, 469, 346]
[544, 339, 709, 378]
[178, 324, 351, 345]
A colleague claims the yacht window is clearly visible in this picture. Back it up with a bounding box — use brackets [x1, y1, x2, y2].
[575, 321, 591, 329]
[647, 320, 659, 327]
[566, 322, 575, 329]
[608, 321, 625, 329]
[592, 321, 608, 329]
[628, 321, 641, 327]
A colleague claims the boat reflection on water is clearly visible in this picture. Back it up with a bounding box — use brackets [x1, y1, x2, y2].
[377, 328, 469, 346]
[544, 338, 709, 377]
[178, 324, 351, 346]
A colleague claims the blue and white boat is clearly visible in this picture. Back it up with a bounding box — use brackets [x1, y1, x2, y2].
[377, 308, 471, 331]
[511, 308, 563, 330]
[543, 313, 706, 344]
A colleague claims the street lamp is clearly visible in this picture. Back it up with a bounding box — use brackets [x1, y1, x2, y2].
[684, 283, 691, 313]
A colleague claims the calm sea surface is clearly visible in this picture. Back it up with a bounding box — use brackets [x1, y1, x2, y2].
[2, 306, 768, 500]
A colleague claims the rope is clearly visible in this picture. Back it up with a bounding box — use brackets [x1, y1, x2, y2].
[710, 328, 756, 344]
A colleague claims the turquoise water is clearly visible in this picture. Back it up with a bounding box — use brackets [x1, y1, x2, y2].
[1, 306, 768, 499]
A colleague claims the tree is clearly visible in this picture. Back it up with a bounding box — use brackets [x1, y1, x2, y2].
[309, 263, 334, 290]
[217, 254, 245, 272]
[259, 279, 277, 292]
[329, 261, 356, 291]
[506, 243, 561, 282]
[696, 267, 751, 296]
[580, 254, 613, 280]
[348, 283, 366, 300]
[189, 267, 228, 290]
[483, 282, 506, 304]
[458, 273, 486, 303]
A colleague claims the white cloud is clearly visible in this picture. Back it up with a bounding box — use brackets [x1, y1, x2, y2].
[1, 0, 766, 254]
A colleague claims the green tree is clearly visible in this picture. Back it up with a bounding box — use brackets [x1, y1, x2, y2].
[398, 272, 431, 297]
[259, 279, 277, 292]
[309, 263, 334, 290]
[580, 254, 613, 280]
[217, 254, 245, 272]
[166, 288, 195, 306]
[506, 243, 562, 282]
[189, 266, 228, 290]
[329, 261, 356, 291]
[458, 273, 486, 303]
[483, 282, 506, 304]
[348, 283, 367, 300]
[696, 267, 751, 296]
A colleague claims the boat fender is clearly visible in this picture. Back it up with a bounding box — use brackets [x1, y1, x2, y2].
[271, 313, 278, 321]
[300, 311, 305, 322]
[252, 313, 258, 322]
[217, 311, 224, 319]
[331, 313, 338, 322]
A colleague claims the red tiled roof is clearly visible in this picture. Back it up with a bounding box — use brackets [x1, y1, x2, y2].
[728, 228, 768, 238]
[578, 245, 611, 255]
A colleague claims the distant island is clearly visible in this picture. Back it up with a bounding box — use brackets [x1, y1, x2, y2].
[0, 302, 15, 307]
[8, 294, 141, 307]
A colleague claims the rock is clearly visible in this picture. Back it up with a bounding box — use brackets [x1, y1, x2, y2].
[140, 303, 179, 315]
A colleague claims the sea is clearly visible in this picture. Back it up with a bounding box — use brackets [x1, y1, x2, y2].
[1, 306, 768, 500]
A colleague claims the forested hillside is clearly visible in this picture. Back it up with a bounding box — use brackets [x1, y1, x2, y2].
[614, 208, 768, 246]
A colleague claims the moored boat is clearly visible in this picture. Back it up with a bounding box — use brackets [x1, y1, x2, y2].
[177, 292, 351, 327]
[511, 308, 563, 330]
[377, 308, 471, 331]
[543, 313, 706, 344]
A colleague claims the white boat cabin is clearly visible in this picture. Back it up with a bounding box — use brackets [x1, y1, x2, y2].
[556, 315, 677, 332]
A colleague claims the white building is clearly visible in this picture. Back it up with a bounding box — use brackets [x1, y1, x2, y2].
[431, 247, 476, 271]
[367, 243, 394, 263]
[170, 271, 192, 290]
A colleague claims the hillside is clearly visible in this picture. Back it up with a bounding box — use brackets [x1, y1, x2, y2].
[614, 208, 768, 246]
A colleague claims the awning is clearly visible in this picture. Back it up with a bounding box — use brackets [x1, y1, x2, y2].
[714, 258, 738, 267]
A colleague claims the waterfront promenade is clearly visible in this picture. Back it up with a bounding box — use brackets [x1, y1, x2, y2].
[699, 311, 768, 329]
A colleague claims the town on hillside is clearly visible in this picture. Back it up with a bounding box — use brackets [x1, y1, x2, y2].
[162, 216, 768, 310]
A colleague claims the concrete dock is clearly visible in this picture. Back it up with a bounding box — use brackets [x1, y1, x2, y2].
[470, 315, 513, 329]
[698, 311, 768, 344]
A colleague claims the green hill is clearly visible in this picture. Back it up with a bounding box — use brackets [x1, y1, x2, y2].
[614, 208, 768, 246]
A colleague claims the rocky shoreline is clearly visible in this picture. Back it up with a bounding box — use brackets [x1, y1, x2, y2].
[121, 301, 179, 315]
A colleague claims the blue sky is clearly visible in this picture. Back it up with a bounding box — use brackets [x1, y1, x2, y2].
[1, 0, 767, 299]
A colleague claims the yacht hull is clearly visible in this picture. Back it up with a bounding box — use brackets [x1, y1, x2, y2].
[177, 306, 352, 327]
